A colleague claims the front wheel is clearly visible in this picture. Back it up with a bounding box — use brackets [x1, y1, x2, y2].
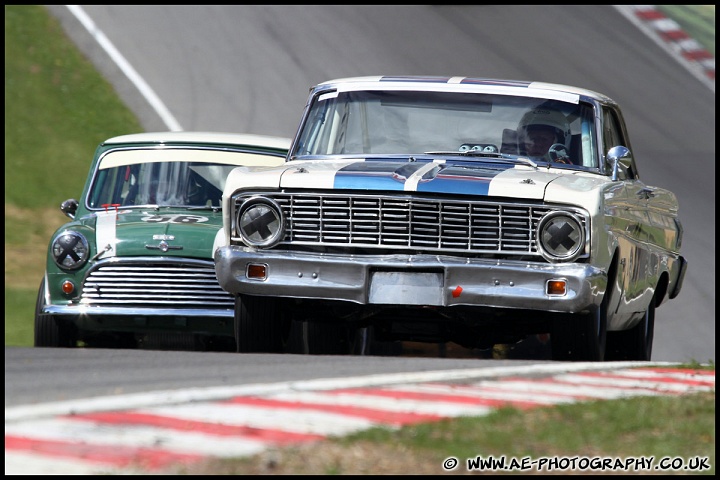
[287, 319, 359, 355]
[234, 294, 288, 353]
[34, 279, 76, 348]
[551, 304, 607, 361]
[605, 293, 656, 361]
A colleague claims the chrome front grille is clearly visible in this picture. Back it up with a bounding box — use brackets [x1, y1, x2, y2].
[234, 193, 588, 256]
[81, 259, 233, 309]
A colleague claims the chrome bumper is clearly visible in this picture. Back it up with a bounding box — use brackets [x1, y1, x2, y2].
[215, 246, 607, 313]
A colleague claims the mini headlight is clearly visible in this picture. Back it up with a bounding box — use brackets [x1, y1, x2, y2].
[236, 197, 284, 247]
[52, 231, 90, 270]
[537, 211, 585, 262]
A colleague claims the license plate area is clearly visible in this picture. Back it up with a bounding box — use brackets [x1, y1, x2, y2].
[368, 271, 444, 306]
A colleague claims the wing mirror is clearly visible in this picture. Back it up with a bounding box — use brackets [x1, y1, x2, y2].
[607, 146, 630, 181]
[60, 198, 79, 219]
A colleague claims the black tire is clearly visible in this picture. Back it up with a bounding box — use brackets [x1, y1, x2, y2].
[34, 279, 76, 348]
[605, 294, 656, 361]
[234, 294, 287, 353]
[287, 319, 358, 355]
[551, 303, 607, 361]
[364, 326, 404, 356]
[204, 335, 237, 352]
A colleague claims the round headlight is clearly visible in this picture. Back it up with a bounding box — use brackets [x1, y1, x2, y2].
[52, 231, 90, 270]
[537, 211, 585, 262]
[236, 197, 284, 247]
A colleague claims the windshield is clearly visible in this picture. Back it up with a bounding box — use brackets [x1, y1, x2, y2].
[87, 151, 247, 209]
[293, 90, 598, 168]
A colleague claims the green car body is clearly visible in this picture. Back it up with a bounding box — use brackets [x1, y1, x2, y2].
[36, 132, 290, 350]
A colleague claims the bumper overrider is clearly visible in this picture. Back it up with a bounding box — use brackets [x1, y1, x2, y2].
[214, 246, 607, 313]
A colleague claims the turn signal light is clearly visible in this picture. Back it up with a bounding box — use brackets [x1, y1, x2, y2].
[246, 263, 268, 280]
[546, 280, 567, 296]
[61, 280, 76, 295]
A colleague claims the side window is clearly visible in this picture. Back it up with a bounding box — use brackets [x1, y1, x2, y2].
[602, 108, 624, 153]
[88, 167, 126, 208]
[602, 108, 635, 180]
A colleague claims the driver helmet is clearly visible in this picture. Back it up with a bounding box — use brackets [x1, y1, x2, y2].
[517, 108, 571, 148]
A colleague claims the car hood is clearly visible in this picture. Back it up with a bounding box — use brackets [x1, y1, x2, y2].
[82, 208, 223, 260]
[226, 158, 599, 200]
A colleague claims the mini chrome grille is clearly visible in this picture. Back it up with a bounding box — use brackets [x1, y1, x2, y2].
[234, 193, 588, 256]
[81, 259, 233, 308]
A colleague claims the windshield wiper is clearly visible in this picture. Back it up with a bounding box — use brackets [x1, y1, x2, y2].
[423, 151, 538, 168]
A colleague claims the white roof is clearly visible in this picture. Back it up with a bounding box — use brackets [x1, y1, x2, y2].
[316, 76, 612, 104]
[103, 131, 292, 150]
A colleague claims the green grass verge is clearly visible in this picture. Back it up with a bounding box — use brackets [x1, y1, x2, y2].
[658, 5, 715, 57]
[170, 390, 715, 475]
[4, 5, 143, 209]
[4, 288, 37, 346]
[5, 5, 143, 341]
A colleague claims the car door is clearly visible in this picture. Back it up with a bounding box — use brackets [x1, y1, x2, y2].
[602, 107, 653, 328]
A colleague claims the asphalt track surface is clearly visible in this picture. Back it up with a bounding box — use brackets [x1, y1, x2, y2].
[4, 5, 715, 474]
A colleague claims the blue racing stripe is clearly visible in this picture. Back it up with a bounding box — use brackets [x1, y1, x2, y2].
[415, 164, 506, 195]
[416, 176, 491, 195]
[333, 161, 427, 191]
[330, 159, 509, 195]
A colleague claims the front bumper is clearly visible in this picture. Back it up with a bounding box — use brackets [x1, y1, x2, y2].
[215, 246, 607, 313]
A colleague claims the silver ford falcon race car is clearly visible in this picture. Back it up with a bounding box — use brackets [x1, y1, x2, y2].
[215, 76, 687, 361]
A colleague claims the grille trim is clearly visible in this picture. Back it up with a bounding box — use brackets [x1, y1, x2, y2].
[233, 192, 589, 257]
[81, 258, 233, 309]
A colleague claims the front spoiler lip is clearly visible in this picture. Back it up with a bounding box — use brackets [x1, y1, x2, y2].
[43, 306, 234, 318]
[215, 246, 607, 313]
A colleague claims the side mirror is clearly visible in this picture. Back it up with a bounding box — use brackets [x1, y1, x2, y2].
[60, 198, 78, 219]
[607, 146, 630, 181]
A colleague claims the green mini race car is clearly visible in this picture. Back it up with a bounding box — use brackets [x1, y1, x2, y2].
[35, 131, 290, 351]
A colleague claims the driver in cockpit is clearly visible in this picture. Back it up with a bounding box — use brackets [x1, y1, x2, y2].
[517, 108, 572, 164]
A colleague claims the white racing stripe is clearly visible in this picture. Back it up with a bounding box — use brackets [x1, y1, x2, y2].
[280, 159, 365, 189]
[95, 210, 118, 259]
[404, 160, 445, 191]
